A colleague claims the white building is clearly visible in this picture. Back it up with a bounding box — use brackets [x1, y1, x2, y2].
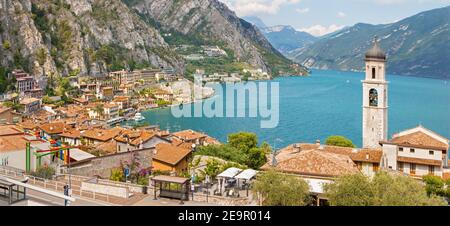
[380, 125, 449, 178]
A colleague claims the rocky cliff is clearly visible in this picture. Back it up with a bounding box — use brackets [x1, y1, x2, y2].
[0, 0, 184, 77]
[124, 0, 299, 75]
[0, 0, 301, 79]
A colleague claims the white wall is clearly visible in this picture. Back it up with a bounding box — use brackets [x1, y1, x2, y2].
[400, 163, 442, 177]
[382, 144, 398, 170]
[397, 146, 443, 161]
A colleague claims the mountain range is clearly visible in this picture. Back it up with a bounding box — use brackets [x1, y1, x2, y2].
[0, 0, 301, 79]
[243, 17, 317, 55]
[288, 6, 450, 79]
[260, 25, 317, 55]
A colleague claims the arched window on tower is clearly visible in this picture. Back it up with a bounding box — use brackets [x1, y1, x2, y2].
[372, 68, 376, 79]
[369, 89, 378, 107]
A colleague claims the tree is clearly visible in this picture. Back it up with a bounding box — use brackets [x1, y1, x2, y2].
[252, 170, 311, 206]
[195, 132, 268, 169]
[325, 135, 356, 148]
[36, 47, 47, 77]
[423, 175, 447, 197]
[324, 173, 374, 206]
[94, 104, 104, 119]
[324, 172, 446, 206]
[201, 159, 222, 180]
[228, 132, 258, 153]
[372, 172, 445, 205]
[246, 147, 267, 169]
[0, 66, 11, 93]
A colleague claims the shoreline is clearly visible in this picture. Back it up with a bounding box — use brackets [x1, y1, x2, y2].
[139, 75, 307, 113]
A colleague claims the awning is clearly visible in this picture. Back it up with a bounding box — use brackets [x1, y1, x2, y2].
[151, 175, 190, 184]
[217, 167, 242, 179]
[235, 169, 257, 180]
[68, 148, 95, 161]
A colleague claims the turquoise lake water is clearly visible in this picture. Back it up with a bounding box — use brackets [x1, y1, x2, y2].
[137, 70, 450, 149]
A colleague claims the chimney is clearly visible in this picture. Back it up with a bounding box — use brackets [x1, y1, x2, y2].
[292, 144, 302, 153]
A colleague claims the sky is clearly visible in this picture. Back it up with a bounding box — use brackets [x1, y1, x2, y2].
[220, 0, 450, 36]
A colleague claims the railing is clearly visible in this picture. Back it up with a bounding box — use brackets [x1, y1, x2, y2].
[57, 174, 147, 194]
[0, 166, 123, 204]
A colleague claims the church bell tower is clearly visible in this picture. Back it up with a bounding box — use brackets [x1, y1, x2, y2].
[362, 37, 388, 148]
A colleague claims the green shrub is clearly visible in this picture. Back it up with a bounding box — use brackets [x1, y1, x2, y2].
[325, 135, 356, 148]
[31, 166, 56, 180]
[2, 40, 11, 50]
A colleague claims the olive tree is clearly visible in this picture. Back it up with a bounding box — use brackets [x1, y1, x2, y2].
[252, 170, 311, 206]
[325, 172, 446, 206]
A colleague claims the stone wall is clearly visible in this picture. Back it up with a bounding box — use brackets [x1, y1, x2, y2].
[61, 148, 153, 179]
[81, 180, 130, 198]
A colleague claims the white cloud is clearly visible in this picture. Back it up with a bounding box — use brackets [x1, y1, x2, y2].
[221, 0, 301, 16]
[298, 24, 345, 36]
[296, 7, 310, 14]
[337, 11, 346, 18]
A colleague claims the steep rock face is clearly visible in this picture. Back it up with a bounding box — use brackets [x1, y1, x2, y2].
[0, 0, 57, 76]
[0, 0, 184, 77]
[127, 0, 289, 74]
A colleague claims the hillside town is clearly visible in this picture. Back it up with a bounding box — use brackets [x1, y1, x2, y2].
[0, 39, 449, 207]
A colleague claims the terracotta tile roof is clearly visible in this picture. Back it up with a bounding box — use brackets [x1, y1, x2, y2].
[349, 149, 383, 163]
[153, 143, 192, 166]
[96, 140, 118, 154]
[60, 129, 82, 139]
[115, 130, 158, 146]
[82, 128, 123, 142]
[205, 136, 221, 145]
[112, 96, 130, 102]
[20, 97, 40, 105]
[103, 103, 118, 109]
[0, 106, 11, 114]
[279, 143, 383, 164]
[397, 156, 442, 166]
[73, 97, 88, 103]
[0, 135, 43, 153]
[389, 131, 448, 150]
[18, 121, 39, 130]
[320, 145, 383, 163]
[0, 125, 23, 136]
[38, 122, 67, 135]
[261, 149, 360, 177]
[172, 129, 206, 141]
[171, 137, 195, 149]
